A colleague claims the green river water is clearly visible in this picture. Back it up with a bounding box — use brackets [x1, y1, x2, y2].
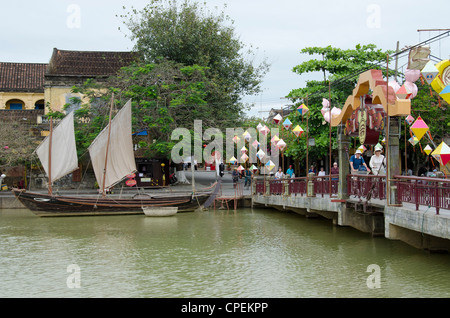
[1, 207, 449, 298]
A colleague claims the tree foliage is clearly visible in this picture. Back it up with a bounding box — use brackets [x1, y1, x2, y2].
[119, 0, 269, 122]
[285, 44, 391, 173]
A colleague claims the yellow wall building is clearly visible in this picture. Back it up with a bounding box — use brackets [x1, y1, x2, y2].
[0, 62, 46, 111]
[1, 48, 137, 114]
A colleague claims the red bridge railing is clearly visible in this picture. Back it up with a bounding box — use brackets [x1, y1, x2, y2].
[255, 174, 450, 215]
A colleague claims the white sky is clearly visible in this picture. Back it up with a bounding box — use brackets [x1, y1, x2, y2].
[1, 0, 449, 118]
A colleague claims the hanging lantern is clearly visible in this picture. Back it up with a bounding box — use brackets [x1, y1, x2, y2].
[424, 144, 433, 156]
[256, 123, 263, 131]
[237, 165, 245, 172]
[256, 149, 265, 161]
[252, 140, 260, 149]
[297, 104, 309, 116]
[271, 135, 280, 146]
[421, 60, 439, 84]
[233, 136, 240, 144]
[273, 114, 282, 124]
[282, 118, 292, 130]
[405, 115, 415, 125]
[410, 116, 429, 141]
[292, 125, 304, 137]
[431, 142, 450, 166]
[265, 160, 275, 171]
[277, 139, 287, 151]
[396, 84, 412, 99]
[250, 164, 258, 171]
[229, 156, 237, 165]
[240, 153, 249, 162]
[260, 125, 269, 136]
[240, 146, 248, 154]
[408, 135, 419, 146]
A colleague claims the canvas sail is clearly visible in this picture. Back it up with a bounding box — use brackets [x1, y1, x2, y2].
[88, 99, 136, 191]
[35, 111, 79, 183]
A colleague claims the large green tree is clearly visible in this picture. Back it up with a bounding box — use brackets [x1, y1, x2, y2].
[119, 0, 269, 123]
[66, 60, 215, 160]
[285, 44, 391, 174]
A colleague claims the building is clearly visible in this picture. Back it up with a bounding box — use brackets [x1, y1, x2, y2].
[0, 62, 46, 111]
[44, 48, 138, 112]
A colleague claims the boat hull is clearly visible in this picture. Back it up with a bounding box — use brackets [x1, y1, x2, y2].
[12, 189, 212, 217]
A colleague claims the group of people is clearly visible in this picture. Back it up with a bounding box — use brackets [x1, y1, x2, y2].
[350, 145, 386, 175]
[231, 144, 387, 188]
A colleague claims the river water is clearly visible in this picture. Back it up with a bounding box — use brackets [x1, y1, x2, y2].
[1, 207, 449, 298]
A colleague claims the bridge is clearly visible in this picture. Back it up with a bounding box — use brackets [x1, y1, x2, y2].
[252, 174, 450, 252]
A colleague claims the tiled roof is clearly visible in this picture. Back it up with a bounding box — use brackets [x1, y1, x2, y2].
[0, 62, 47, 92]
[46, 48, 139, 76]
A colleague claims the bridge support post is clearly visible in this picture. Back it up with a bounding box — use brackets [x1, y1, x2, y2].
[337, 125, 350, 200]
[387, 117, 401, 205]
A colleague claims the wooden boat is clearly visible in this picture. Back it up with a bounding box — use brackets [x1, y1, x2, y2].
[12, 97, 218, 217]
[142, 206, 178, 217]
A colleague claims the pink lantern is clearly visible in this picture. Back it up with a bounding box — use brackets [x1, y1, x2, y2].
[404, 69, 421, 82]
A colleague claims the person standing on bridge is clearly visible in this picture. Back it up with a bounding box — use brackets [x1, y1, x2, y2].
[369, 145, 386, 176]
[286, 165, 294, 178]
[350, 149, 371, 175]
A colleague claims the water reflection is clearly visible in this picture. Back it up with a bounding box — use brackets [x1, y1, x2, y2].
[0, 208, 449, 297]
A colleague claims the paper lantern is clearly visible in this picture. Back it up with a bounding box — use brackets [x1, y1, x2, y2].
[277, 139, 286, 151]
[439, 85, 450, 104]
[421, 60, 439, 84]
[273, 114, 282, 124]
[408, 136, 419, 146]
[271, 135, 280, 146]
[265, 160, 275, 171]
[396, 84, 412, 99]
[381, 137, 386, 144]
[229, 156, 237, 165]
[297, 104, 309, 116]
[256, 149, 265, 161]
[237, 165, 245, 171]
[240, 146, 248, 154]
[256, 123, 263, 131]
[404, 69, 422, 82]
[358, 145, 366, 153]
[405, 115, 415, 125]
[260, 125, 269, 136]
[282, 118, 292, 130]
[292, 125, 304, 137]
[252, 140, 260, 149]
[250, 164, 258, 171]
[431, 141, 450, 166]
[243, 130, 251, 142]
[410, 116, 429, 141]
[240, 153, 249, 162]
[424, 144, 433, 156]
[233, 136, 240, 144]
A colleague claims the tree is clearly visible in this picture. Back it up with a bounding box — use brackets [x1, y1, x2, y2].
[69, 60, 220, 160]
[119, 0, 269, 123]
[285, 44, 391, 173]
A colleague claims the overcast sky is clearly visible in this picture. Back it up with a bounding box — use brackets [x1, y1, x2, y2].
[1, 0, 449, 117]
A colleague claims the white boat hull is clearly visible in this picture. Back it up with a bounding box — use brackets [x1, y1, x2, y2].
[143, 207, 178, 217]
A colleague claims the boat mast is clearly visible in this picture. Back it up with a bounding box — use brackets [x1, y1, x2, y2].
[48, 116, 53, 196]
[102, 93, 114, 198]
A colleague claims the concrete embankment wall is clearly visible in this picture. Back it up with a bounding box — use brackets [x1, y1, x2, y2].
[252, 194, 450, 252]
[0, 195, 25, 209]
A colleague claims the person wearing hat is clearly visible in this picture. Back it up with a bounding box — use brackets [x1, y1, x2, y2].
[350, 149, 371, 174]
[369, 145, 386, 175]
